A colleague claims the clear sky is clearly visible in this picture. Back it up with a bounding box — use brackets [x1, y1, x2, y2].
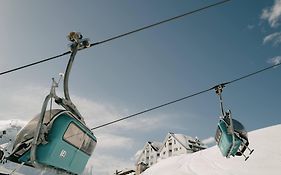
[0, 0, 280, 175]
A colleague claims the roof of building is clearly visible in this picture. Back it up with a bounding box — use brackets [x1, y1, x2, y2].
[148, 141, 162, 151]
[158, 133, 206, 152]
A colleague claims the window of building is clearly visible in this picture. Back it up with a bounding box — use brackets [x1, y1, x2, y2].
[174, 148, 178, 151]
[169, 150, 172, 152]
[174, 140, 176, 144]
[169, 142, 172, 145]
[157, 153, 160, 157]
[163, 151, 166, 155]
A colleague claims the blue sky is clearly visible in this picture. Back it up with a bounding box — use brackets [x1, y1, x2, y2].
[0, 0, 281, 174]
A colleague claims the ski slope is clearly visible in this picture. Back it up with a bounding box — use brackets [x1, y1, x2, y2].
[142, 124, 281, 175]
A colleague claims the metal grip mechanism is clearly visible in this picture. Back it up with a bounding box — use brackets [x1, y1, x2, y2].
[214, 84, 225, 116]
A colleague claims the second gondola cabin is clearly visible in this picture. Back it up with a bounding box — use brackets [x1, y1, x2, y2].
[215, 118, 243, 157]
[8, 109, 97, 175]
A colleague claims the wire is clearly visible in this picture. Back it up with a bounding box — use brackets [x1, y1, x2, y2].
[0, 51, 71, 76]
[89, 0, 231, 47]
[91, 62, 281, 130]
[91, 88, 213, 130]
[223, 62, 281, 86]
[0, 0, 231, 77]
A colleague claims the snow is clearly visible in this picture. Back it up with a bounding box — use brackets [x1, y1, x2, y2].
[0, 166, 24, 175]
[142, 124, 281, 175]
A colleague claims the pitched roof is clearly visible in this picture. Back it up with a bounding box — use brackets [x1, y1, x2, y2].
[148, 141, 162, 151]
[136, 141, 163, 163]
[158, 133, 206, 152]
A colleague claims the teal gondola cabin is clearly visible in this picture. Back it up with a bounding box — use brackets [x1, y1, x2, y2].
[215, 119, 242, 157]
[8, 109, 97, 175]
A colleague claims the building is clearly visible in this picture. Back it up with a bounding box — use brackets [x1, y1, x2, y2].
[114, 169, 135, 175]
[135, 133, 206, 170]
[158, 132, 206, 160]
[135, 162, 148, 175]
[135, 141, 162, 167]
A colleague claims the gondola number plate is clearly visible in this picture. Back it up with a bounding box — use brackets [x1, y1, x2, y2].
[60, 149, 67, 158]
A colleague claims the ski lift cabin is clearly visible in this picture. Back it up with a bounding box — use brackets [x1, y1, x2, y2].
[214, 85, 253, 161]
[8, 109, 97, 174]
[215, 116, 247, 158]
[1, 32, 97, 174]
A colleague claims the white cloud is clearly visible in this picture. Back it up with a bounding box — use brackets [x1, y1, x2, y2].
[95, 133, 135, 150]
[267, 56, 281, 65]
[0, 119, 27, 129]
[71, 95, 121, 127]
[202, 137, 215, 146]
[0, 85, 49, 120]
[261, 0, 281, 28]
[111, 113, 170, 132]
[263, 32, 281, 46]
[247, 24, 255, 30]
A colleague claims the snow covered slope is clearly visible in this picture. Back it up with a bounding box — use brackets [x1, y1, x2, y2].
[142, 124, 281, 175]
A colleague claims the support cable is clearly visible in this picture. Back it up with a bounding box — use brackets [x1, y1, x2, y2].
[0, 0, 231, 77]
[91, 62, 281, 130]
[89, 0, 231, 47]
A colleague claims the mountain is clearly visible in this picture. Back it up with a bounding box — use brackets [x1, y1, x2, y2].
[142, 124, 281, 175]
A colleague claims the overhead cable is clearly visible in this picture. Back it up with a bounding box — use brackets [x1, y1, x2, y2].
[0, 51, 71, 76]
[91, 62, 281, 130]
[0, 0, 231, 76]
[89, 0, 231, 47]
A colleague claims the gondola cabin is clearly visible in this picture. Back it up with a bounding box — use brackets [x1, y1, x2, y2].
[214, 85, 253, 160]
[215, 117, 248, 158]
[215, 119, 241, 157]
[8, 109, 97, 175]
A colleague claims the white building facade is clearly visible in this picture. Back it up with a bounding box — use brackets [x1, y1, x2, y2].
[158, 133, 206, 160]
[136, 141, 162, 167]
[136, 133, 206, 168]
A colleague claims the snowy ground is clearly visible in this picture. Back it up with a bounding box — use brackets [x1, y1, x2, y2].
[142, 124, 281, 175]
[0, 166, 24, 175]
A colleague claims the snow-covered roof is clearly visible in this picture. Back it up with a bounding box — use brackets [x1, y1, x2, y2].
[136, 141, 163, 163]
[149, 141, 162, 151]
[158, 133, 206, 152]
[173, 133, 195, 146]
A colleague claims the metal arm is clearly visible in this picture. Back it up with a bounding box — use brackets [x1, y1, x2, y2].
[215, 84, 225, 116]
[55, 32, 90, 121]
[30, 77, 60, 167]
[30, 94, 51, 167]
[31, 32, 90, 167]
[64, 43, 78, 102]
